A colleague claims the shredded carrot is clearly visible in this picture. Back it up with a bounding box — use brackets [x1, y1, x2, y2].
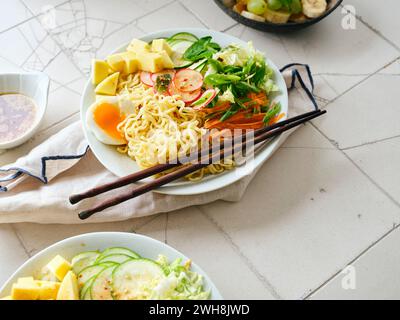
[244, 92, 269, 111]
[201, 92, 272, 131]
[201, 101, 230, 114]
[269, 113, 286, 125]
[204, 118, 223, 129]
[205, 120, 264, 131]
[222, 122, 265, 130]
[229, 113, 266, 124]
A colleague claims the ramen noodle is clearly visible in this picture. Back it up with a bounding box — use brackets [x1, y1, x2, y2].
[116, 74, 235, 181]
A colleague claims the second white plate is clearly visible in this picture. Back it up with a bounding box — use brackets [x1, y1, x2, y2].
[0, 232, 223, 300]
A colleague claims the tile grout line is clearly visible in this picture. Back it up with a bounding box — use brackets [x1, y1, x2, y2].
[311, 122, 400, 210]
[341, 134, 400, 151]
[221, 23, 240, 33]
[315, 72, 400, 77]
[0, 0, 71, 35]
[314, 56, 400, 111]
[9, 224, 32, 258]
[0, 15, 37, 35]
[17, 32, 62, 70]
[37, 110, 80, 134]
[51, 78, 84, 95]
[131, 215, 164, 234]
[178, 0, 211, 29]
[298, 109, 400, 298]
[304, 222, 400, 299]
[197, 207, 282, 300]
[19, 0, 87, 78]
[101, 0, 176, 40]
[150, 0, 209, 31]
[280, 146, 335, 150]
[178, 0, 237, 31]
[341, 4, 400, 53]
[164, 213, 169, 244]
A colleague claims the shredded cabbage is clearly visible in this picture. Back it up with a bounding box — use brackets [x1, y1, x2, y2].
[213, 41, 263, 67]
[149, 255, 210, 300]
[213, 41, 279, 95]
[219, 88, 235, 103]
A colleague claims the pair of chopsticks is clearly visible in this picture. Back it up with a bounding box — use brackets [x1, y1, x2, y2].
[70, 109, 326, 220]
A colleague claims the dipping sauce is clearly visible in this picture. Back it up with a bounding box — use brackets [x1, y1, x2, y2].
[0, 93, 37, 143]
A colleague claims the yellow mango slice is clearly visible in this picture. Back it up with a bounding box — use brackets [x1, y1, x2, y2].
[121, 52, 139, 74]
[46, 255, 71, 281]
[17, 277, 35, 283]
[127, 39, 150, 53]
[159, 50, 174, 69]
[106, 53, 126, 73]
[12, 283, 40, 300]
[92, 60, 110, 85]
[36, 281, 60, 300]
[136, 52, 164, 73]
[107, 52, 139, 74]
[11, 278, 60, 300]
[95, 72, 120, 95]
[151, 39, 172, 56]
[57, 271, 79, 300]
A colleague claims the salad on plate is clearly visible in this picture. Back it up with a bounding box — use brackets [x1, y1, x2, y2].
[1, 246, 210, 300]
[86, 31, 284, 182]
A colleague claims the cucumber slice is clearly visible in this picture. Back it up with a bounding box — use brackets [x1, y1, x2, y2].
[168, 32, 198, 43]
[96, 254, 133, 264]
[71, 251, 100, 275]
[81, 286, 93, 300]
[99, 247, 140, 259]
[166, 38, 183, 46]
[78, 263, 115, 288]
[112, 259, 166, 300]
[80, 277, 94, 300]
[169, 41, 195, 69]
[90, 265, 117, 300]
[189, 58, 208, 72]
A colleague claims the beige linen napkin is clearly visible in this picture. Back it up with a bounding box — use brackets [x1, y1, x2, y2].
[0, 64, 318, 224]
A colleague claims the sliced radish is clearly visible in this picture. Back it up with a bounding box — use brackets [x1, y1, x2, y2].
[173, 69, 203, 92]
[140, 71, 154, 86]
[190, 89, 217, 110]
[168, 83, 202, 104]
[151, 70, 176, 83]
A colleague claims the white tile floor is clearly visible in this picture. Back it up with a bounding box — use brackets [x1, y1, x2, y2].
[0, 0, 400, 300]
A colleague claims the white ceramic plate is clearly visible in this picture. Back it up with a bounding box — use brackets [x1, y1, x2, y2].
[0, 232, 223, 300]
[81, 28, 288, 195]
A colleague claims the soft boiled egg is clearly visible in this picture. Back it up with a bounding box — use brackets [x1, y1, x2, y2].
[86, 97, 133, 145]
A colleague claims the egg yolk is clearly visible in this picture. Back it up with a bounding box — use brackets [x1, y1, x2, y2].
[93, 103, 125, 140]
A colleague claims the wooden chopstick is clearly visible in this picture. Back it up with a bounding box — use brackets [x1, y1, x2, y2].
[77, 110, 326, 220]
[70, 110, 322, 205]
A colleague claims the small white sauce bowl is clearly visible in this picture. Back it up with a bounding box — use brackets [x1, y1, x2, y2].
[0, 72, 50, 149]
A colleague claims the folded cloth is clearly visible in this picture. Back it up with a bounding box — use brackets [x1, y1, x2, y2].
[0, 64, 319, 224]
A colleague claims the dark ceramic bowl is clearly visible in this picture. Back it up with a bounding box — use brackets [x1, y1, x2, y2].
[214, 0, 343, 32]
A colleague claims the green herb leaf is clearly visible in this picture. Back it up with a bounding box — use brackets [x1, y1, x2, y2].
[263, 102, 282, 124]
[204, 74, 241, 86]
[220, 109, 237, 122]
[154, 74, 172, 94]
[183, 36, 221, 62]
